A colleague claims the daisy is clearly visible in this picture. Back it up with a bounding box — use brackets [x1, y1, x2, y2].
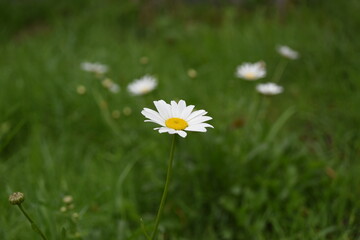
[81, 62, 108, 75]
[127, 75, 157, 95]
[235, 61, 266, 80]
[277, 45, 299, 60]
[109, 83, 120, 93]
[141, 100, 213, 138]
[256, 82, 283, 95]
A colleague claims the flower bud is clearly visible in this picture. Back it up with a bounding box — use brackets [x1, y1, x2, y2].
[9, 192, 25, 205]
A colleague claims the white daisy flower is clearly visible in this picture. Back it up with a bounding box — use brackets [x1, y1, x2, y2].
[277, 45, 299, 60]
[127, 75, 157, 95]
[256, 82, 283, 95]
[235, 61, 266, 80]
[81, 62, 108, 75]
[141, 100, 214, 138]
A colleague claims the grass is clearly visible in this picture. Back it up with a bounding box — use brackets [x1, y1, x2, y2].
[1, 0, 360, 239]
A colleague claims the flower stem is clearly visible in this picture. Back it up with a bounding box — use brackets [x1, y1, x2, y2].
[17, 204, 48, 240]
[150, 135, 176, 240]
[272, 59, 288, 83]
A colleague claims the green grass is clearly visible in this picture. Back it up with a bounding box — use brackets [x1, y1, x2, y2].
[1, 0, 360, 239]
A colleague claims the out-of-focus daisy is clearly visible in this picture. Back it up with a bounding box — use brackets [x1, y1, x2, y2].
[235, 61, 266, 80]
[102, 78, 120, 93]
[81, 62, 108, 75]
[277, 45, 299, 60]
[256, 82, 283, 95]
[187, 69, 197, 78]
[76, 85, 86, 95]
[62, 195, 73, 204]
[127, 75, 157, 95]
[109, 83, 120, 93]
[102, 78, 113, 88]
[141, 100, 213, 138]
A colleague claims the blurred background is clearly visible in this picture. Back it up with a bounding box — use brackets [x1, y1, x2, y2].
[0, 0, 359, 239]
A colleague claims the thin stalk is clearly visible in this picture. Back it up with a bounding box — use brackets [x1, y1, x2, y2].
[272, 59, 288, 83]
[150, 135, 176, 240]
[18, 204, 48, 240]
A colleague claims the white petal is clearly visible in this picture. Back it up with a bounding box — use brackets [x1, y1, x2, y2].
[158, 127, 171, 133]
[168, 129, 177, 134]
[186, 110, 207, 122]
[154, 100, 171, 119]
[177, 100, 186, 113]
[180, 105, 195, 119]
[144, 119, 164, 126]
[185, 125, 207, 132]
[199, 123, 214, 128]
[186, 123, 214, 132]
[188, 116, 212, 125]
[170, 101, 180, 117]
[176, 130, 187, 138]
[142, 108, 165, 125]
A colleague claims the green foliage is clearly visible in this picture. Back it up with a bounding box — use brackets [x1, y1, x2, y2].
[1, 0, 359, 239]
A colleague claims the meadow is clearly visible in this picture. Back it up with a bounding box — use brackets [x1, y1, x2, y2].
[1, 0, 360, 239]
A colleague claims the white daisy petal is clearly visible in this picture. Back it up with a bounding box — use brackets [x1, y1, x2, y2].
[177, 100, 186, 113]
[145, 119, 164, 126]
[142, 108, 165, 120]
[188, 116, 213, 125]
[185, 125, 207, 132]
[170, 101, 180, 117]
[168, 129, 177, 134]
[180, 105, 195, 119]
[186, 110, 207, 122]
[158, 127, 171, 133]
[176, 130, 187, 138]
[142, 108, 165, 125]
[154, 100, 171, 119]
[185, 123, 213, 132]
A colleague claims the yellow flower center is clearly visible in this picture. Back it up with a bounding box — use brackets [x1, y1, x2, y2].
[165, 118, 188, 130]
[140, 87, 150, 94]
[244, 72, 256, 79]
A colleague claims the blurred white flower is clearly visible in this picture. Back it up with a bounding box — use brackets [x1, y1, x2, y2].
[102, 78, 113, 88]
[277, 45, 299, 60]
[141, 100, 213, 138]
[109, 83, 120, 93]
[81, 62, 108, 75]
[62, 195, 73, 204]
[236, 61, 266, 80]
[101, 78, 120, 93]
[127, 75, 157, 95]
[256, 82, 283, 95]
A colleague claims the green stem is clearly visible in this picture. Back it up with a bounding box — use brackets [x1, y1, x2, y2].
[272, 59, 288, 83]
[18, 204, 48, 240]
[150, 135, 176, 240]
